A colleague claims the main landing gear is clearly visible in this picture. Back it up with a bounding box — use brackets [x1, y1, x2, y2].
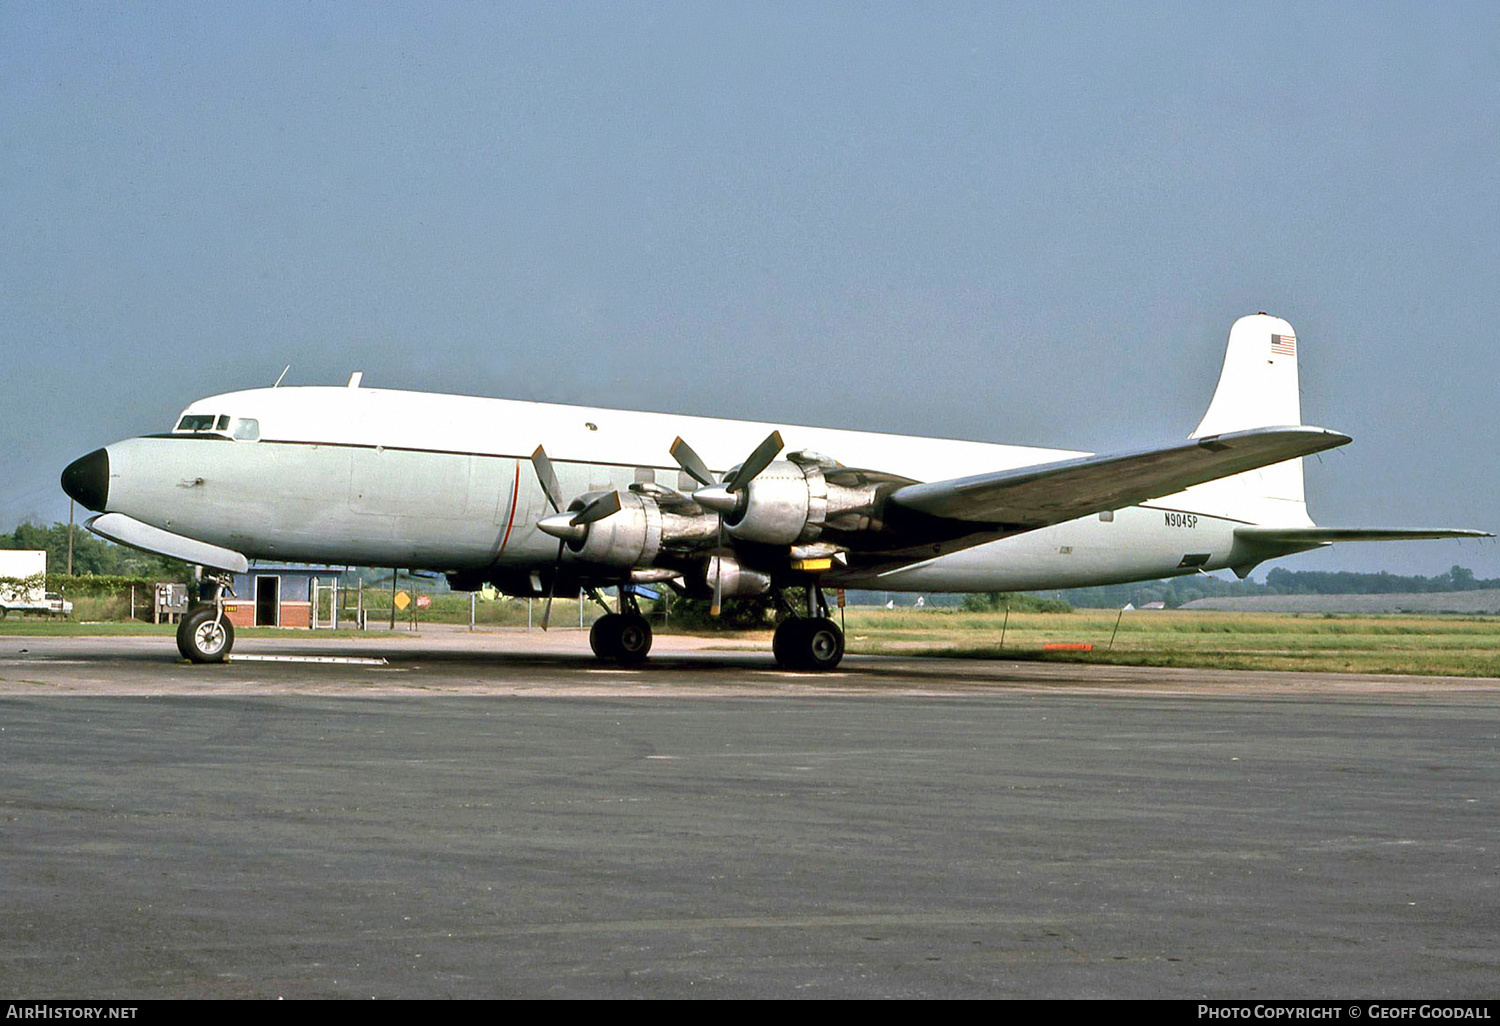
[580, 578, 844, 672]
[177, 573, 235, 663]
[588, 585, 653, 666]
[771, 582, 845, 672]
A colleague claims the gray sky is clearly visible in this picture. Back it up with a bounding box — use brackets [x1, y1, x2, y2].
[3, 1, 1496, 578]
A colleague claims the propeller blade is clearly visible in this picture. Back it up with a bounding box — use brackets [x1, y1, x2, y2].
[570, 490, 622, 526]
[669, 436, 717, 487]
[541, 539, 564, 631]
[530, 445, 564, 513]
[710, 518, 725, 617]
[725, 431, 784, 493]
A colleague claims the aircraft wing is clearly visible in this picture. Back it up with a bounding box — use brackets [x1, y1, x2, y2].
[886, 426, 1351, 528]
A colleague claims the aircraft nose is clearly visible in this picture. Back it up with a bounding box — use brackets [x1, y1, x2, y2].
[61, 448, 110, 511]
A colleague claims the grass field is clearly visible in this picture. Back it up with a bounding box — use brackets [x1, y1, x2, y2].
[3, 604, 1498, 678]
[835, 607, 1500, 678]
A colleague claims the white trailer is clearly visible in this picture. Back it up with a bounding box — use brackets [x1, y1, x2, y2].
[0, 550, 73, 619]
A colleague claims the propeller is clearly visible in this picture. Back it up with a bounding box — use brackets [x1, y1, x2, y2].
[530, 445, 622, 629]
[669, 430, 784, 615]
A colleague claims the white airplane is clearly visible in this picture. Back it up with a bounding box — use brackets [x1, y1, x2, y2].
[60, 313, 1487, 670]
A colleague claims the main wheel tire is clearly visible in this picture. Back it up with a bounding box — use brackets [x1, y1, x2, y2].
[802, 617, 845, 671]
[589, 613, 622, 660]
[613, 613, 652, 666]
[176, 605, 235, 663]
[773, 618, 844, 671]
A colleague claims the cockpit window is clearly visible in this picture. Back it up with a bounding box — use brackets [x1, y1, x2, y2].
[172, 412, 259, 439]
[176, 414, 218, 432]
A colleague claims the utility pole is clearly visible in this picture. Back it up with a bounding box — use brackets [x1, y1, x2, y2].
[67, 500, 74, 575]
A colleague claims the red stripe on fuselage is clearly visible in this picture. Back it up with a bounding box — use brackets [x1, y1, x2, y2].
[498, 460, 521, 553]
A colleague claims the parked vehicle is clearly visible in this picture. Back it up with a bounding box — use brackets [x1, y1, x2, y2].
[0, 550, 72, 618]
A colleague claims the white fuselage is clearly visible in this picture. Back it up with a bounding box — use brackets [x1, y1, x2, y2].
[92, 383, 1271, 593]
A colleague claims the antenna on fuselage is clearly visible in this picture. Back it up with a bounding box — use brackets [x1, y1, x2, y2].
[273, 365, 290, 388]
[347, 372, 363, 389]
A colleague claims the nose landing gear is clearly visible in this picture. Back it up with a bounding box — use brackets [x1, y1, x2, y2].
[177, 573, 236, 663]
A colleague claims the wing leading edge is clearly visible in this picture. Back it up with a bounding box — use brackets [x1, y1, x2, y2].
[886, 426, 1352, 529]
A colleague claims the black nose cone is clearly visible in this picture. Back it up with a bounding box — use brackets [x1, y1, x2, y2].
[61, 448, 109, 511]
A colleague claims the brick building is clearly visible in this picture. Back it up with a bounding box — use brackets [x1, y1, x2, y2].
[221, 566, 343, 629]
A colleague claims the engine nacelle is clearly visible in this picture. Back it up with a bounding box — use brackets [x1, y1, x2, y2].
[564, 491, 721, 567]
[704, 556, 772, 598]
[566, 491, 662, 566]
[721, 460, 821, 545]
[722, 456, 880, 546]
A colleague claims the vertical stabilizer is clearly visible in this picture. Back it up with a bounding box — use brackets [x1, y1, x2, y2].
[1180, 314, 1312, 524]
[1191, 313, 1302, 438]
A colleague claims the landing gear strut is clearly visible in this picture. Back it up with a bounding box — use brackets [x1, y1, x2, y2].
[177, 572, 235, 663]
[588, 583, 653, 666]
[772, 581, 844, 671]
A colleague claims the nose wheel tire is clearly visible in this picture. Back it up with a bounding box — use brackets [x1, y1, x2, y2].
[176, 605, 235, 663]
[773, 617, 844, 671]
[590, 612, 652, 665]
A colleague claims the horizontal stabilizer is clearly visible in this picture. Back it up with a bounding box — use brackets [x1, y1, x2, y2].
[1224, 524, 1492, 579]
[888, 426, 1351, 528]
[85, 513, 249, 573]
[1236, 526, 1493, 544]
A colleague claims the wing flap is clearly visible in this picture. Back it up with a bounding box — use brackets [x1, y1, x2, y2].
[887, 426, 1351, 527]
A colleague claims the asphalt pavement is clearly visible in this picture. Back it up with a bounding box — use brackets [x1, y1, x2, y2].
[1, 632, 1496, 998]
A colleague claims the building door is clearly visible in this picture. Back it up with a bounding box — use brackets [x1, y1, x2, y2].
[255, 575, 280, 627]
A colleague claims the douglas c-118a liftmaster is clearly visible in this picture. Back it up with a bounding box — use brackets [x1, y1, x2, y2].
[61, 314, 1488, 669]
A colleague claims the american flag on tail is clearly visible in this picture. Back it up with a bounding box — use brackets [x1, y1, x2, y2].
[1270, 333, 1296, 357]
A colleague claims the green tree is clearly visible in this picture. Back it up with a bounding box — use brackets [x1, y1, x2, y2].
[960, 592, 1072, 613]
[1450, 565, 1477, 591]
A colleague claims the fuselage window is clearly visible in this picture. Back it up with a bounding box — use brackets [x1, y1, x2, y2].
[233, 418, 260, 441]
